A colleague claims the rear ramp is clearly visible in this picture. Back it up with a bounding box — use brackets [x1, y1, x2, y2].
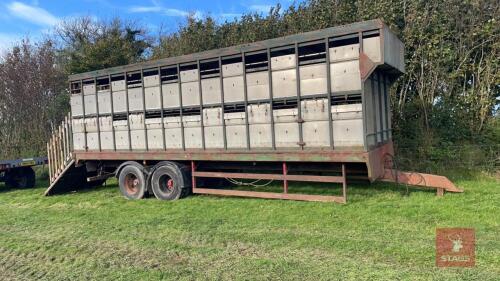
[44, 160, 89, 195]
[380, 169, 463, 196]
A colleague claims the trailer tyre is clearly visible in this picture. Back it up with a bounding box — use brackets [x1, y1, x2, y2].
[5, 167, 36, 189]
[150, 164, 187, 201]
[118, 165, 146, 200]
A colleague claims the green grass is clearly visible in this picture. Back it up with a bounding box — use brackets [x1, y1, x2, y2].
[0, 173, 499, 280]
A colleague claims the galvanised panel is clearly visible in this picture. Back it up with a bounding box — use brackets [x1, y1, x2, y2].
[203, 107, 222, 126]
[73, 132, 86, 151]
[114, 130, 130, 150]
[180, 69, 199, 83]
[201, 77, 222, 105]
[84, 94, 97, 116]
[128, 87, 144, 112]
[303, 121, 330, 147]
[247, 103, 271, 124]
[271, 54, 296, 71]
[111, 80, 126, 91]
[130, 130, 146, 150]
[144, 75, 160, 87]
[362, 37, 381, 63]
[98, 116, 113, 131]
[274, 122, 300, 148]
[147, 128, 163, 150]
[204, 126, 224, 148]
[86, 132, 99, 150]
[83, 84, 96, 95]
[332, 119, 364, 147]
[226, 125, 247, 148]
[329, 44, 359, 62]
[184, 127, 203, 148]
[383, 26, 405, 73]
[330, 60, 361, 92]
[129, 114, 145, 130]
[85, 117, 98, 132]
[70, 95, 83, 117]
[246, 71, 270, 101]
[97, 91, 112, 114]
[272, 69, 297, 98]
[224, 112, 246, 125]
[145, 117, 163, 129]
[165, 128, 183, 149]
[181, 81, 200, 107]
[249, 123, 272, 148]
[222, 76, 245, 103]
[273, 108, 298, 123]
[72, 118, 85, 133]
[182, 115, 201, 128]
[222, 62, 243, 77]
[299, 63, 327, 96]
[301, 99, 329, 121]
[164, 116, 182, 129]
[100, 131, 114, 150]
[331, 103, 363, 120]
[112, 90, 127, 113]
[145, 86, 162, 110]
[162, 83, 180, 108]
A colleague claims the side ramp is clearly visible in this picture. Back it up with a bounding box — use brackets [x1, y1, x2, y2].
[380, 169, 463, 196]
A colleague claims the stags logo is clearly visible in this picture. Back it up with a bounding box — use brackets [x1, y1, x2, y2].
[436, 228, 475, 267]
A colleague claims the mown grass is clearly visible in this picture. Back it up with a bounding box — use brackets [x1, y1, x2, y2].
[0, 172, 498, 280]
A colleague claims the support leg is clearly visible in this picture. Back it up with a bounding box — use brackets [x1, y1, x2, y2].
[191, 161, 196, 189]
[283, 162, 288, 194]
[342, 164, 347, 203]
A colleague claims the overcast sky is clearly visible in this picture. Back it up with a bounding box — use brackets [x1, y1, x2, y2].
[0, 0, 299, 49]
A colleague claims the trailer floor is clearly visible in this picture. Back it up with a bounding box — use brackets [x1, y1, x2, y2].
[0, 175, 498, 280]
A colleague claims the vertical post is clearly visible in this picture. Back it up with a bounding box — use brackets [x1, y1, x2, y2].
[324, 38, 334, 149]
[109, 74, 116, 151]
[294, 43, 304, 149]
[241, 52, 251, 150]
[94, 77, 101, 152]
[47, 142, 52, 182]
[283, 162, 288, 193]
[267, 48, 276, 150]
[377, 71, 383, 144]
[191, 161, 196, 189]
[80, 80, 87, 151]
[219, 57, 227, 150]
[359, 31, 368, 151]
[158, 67, 166, 150]
[196, 60, 206, 150]
[125, 73, 132, 150]
[177, 64, 186, 150]
[342, 163, 347, 202]
[141, 69, 149, 151]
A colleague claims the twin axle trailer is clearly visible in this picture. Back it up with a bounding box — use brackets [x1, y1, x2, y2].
[45, 19, 462, 202]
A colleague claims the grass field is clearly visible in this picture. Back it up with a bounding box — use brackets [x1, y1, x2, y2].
[0, 173, 499, 280]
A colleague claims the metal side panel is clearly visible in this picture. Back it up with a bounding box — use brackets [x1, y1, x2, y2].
[180, 69, 199, 83]
[272, 69, 297, 98]
[85, 117, 98, 132]
[204, 126, 224, 148]
[84, 95, 97, 116]
[100, 131, 114, 150]
[128, 87, 144, 112]
[246, 71, 270, 101]
[299, 63, 327, 96]
[329, 43, 360, 62]
[83, 84, 96, 95]
[130, 129, 146, 150]
[330, 60, 361, 92]
[111, 80, 126, 91]
[226, 125, 247, 148]
[363, 36, 382, 63]
[203, 107, 223, 126]
[98, 116, 113, 131]
[303, 121, 330, 148]
[165, 128, 183, 149]
[383, 26, 405, 73]
[144, 75, 160, 87]
[182, 115, 201, 128]
[181, 81, 200, 107]
[184, 127, 203, 148]
[70, 95, 83, 117]
[202, 77, 222, 105]
[222, 62, 243, 77]
[274, 122, 300, 148]
[301, 99, 329, 121]
[112, 90, 127, 113]
[248, 103, 271, 124]
[223, 76, 245, 103]
[273, 108, 298, 123]
[162, 83, 180, 108]
[129, 113, 145, 130]
[249, 123, 272, 148]
[72, 118, 85, 133]
[114, 130, 129, 150]
[98, 91, 111, 115]
[73, 132, 86, 150]
[86, 132, 99, 150]
[147, 128, 163, 150]
[271, 54, 296, 71]
[332, 119, 364, 147]
[145, 86, 161, 110]
[224, 112, 246, 125]
[164, 116, 182, 129]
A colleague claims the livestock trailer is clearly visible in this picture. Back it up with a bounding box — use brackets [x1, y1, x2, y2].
[46, 19, 461, 202]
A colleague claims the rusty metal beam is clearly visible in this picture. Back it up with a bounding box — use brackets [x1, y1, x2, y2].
[380, 169, 463, 195]
[193, 171, 344, 183]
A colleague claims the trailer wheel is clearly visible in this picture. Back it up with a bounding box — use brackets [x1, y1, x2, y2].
[5, 167, 35, 189]
[150, 163, 188, 200]
[118, 165, 146, 200]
